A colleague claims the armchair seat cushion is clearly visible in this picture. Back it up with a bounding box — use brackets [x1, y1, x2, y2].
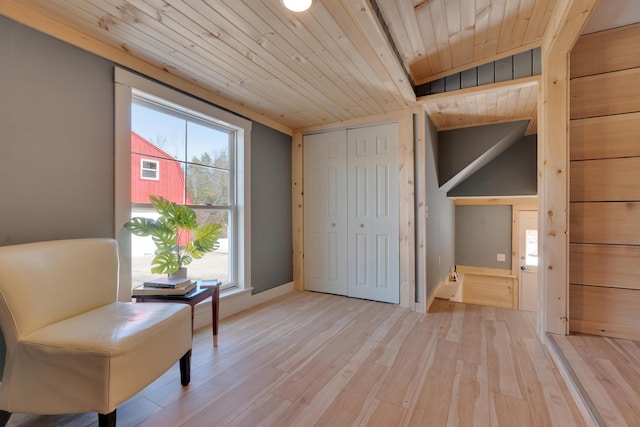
[6, 302, 191, 415]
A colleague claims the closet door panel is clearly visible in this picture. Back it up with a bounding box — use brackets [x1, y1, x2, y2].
[303, 131, 348, 295]
[355, 233, 369, 287]
[347, 123, 400, 303]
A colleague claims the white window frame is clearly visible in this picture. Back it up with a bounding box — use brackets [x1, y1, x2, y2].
[140, 158, 159, 180]
[114, 67, 251, 302]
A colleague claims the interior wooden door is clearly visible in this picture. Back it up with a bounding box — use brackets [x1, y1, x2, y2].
[347, 123, 400, 304]
[518, 210, 538, 312]
[303, 130, 348, 296]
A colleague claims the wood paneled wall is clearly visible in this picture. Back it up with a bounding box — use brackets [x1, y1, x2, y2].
[569, 23, 640, 340]
[456, 265, 517, 309]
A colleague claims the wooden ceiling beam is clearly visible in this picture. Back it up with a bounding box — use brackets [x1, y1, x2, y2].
[345, 0, 416, 104]
[418, 76, 540, 133]
[416, 75, 540, 103]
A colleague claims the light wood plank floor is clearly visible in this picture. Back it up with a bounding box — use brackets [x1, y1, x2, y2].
[552, 333, 640, 427]
[9, 292, 587, 426]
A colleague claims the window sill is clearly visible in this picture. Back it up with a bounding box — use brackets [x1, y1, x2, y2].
[220, 286, 253, 300]
[193, 282, 293, 329]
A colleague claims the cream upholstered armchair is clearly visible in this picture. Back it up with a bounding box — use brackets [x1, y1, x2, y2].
[0, 238, 193, 427]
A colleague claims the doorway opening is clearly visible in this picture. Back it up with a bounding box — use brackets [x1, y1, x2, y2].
[518, 211, 538, 312]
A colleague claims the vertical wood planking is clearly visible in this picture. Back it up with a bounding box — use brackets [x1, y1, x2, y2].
[414, 107, 428, 313]
[292, 131, 304, 291]
[538, 48, 570, 336]
[538, 0, 598, 336]
[398, 111, 416, 309]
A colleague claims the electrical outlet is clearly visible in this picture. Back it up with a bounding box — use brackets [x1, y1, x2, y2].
[497, 253, 506, 262]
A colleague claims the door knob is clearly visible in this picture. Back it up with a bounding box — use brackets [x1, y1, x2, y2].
[520, 266, 526, 271]
[359, 224, 364, 228]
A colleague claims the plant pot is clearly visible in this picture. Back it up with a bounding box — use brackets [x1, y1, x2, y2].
[169, 267, 187, 279]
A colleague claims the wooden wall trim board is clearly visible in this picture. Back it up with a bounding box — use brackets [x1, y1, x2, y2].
[570, 157, 640, 202]
[414, 106, 428, 313]
[299, 109, 411, 135]
[570, 112, 640, 161]
[455, 265, 516, 309]
[570, 202, 640, 245]
[418, 77, 540, 134]
[538, 0, 598, 336]
[569, 284, 640, 341]
[456, 265, 513, 278]
[342, 0, 415, 104]
[570, 244, 640, 290]
[570, 22, 640, 79]
[570, 67, 640, 120]
[454, 197, 537, 208]
[541, 0, 597, 54]
[292, 132, 304, 292]
[417, 75, 540, 103]
[398, 113, 416, 310]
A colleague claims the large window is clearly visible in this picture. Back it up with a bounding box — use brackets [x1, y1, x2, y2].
[115, 68, 251, 300]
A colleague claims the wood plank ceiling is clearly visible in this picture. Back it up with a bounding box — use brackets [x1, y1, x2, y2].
[3, 0, 554, 133]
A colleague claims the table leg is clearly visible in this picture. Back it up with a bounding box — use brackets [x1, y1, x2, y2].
[211, 285, 219, 346]
[190, 305, 195, 339]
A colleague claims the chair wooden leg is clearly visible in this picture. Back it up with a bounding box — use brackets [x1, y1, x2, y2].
[98, 409, 116, 427]
[0, 410, 11, 427]
[180, 349, 191, 386]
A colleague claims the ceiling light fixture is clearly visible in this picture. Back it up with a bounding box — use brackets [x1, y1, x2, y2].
[282, 0, 312, 12]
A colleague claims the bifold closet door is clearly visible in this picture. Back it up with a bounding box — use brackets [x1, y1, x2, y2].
[347, 123, 399, 304]
[303, 130, 348, 296]
[303, 124, 399, 304]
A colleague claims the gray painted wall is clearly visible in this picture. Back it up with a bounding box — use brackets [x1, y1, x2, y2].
[455, 205, 512, 269]
[437, 120, 528, 191]
[0, 16, 114, 246]
[0, 16, 292, 294]
[424, 114, 455, 301]
[251, 123, 293, 294]
[448, 134, 537, 197]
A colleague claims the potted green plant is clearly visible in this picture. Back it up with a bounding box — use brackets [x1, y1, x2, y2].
[124, 195, 222, 278]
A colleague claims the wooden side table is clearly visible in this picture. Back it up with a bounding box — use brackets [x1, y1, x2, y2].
[134, 282, 220, 346]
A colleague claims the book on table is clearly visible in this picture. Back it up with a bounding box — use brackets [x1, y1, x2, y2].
[197, 279, 221, 288]
[142, 277, 192, 288]
[133, 280, 197, 296]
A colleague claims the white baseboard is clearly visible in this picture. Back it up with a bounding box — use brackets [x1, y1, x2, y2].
[425, 284, 438, 311]
[193, 281, 294, 330]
